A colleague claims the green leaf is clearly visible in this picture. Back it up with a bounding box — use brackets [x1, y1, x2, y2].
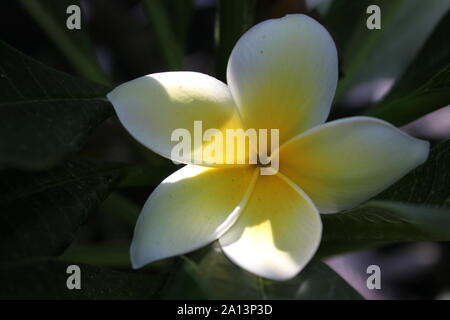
[319, 201, 450, 257]
[365, 64, 450, 126]
[365, 12, 450, 125]
[383, 12, 450, 99]
[326, 0, 450, 102]
[18, 0, 110, 85]
[318, 140, 450, 257]
[215, 0, 256, 81]
[0, 259, 159, 299]
[0, 41, 113, 170]
[0, 159, 129, 262]
[166, 246, 362, 300]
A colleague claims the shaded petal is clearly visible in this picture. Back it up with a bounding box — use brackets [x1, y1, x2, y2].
[107, 72, 243, 165]
[219, 173, 322, 280]
[131, 165, 257, 268]
[279, 117, 430, 213]
[227, 14, 338, 143]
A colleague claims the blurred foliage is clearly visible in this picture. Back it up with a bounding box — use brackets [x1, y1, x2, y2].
[142, 0, 192, 70]
[1, 0, 450, 300]
[18, 0, 110, 84]
[325, 0, 450, 102]
[366, 12, 450, 125]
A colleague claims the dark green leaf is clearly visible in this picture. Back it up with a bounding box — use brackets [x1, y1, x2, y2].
[0, 159, 129, 261]
[319, 201, 450, 257]
[319, 140, 450, 257]
[215, 0, 256, 81]
[383, 12, 450, 99]
[18, 0, 110, 85]
[0, 41, 113, 170]
[0, 259, 159, 299]
[365, 64, 450, 126]
[325, 0, 450, 102]
[366, 12, 450, 125]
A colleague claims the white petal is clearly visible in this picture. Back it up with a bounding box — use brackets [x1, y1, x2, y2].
[107, 72, 242, 165]
[279, 117, 430, 213]
[219, 173, 322, 280]
[131, 165, 258, 268]
[227, 14, 338, 143]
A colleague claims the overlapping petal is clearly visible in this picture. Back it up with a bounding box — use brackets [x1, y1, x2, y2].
[219, 174, 322, 280]
[279, 117, 430, 213]
[131, 165, 258, 268]
[227, 14, 338, 143]
[107, 72, 243, 165]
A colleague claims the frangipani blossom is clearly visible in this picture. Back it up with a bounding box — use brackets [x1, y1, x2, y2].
[107, 14, 429, 280]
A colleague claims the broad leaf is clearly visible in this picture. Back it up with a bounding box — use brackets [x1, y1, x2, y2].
[365, 64, 450, 126]
[366, 12, 450, 125]
[319, 201, 450, 257]
[325, 0, 450, 102]
[383, 11, 450, 99]
[0, 159, 129, 261]
[0, 41, 113, 170]
[0, 259, 159, 299]
[319, 140, 450, 257]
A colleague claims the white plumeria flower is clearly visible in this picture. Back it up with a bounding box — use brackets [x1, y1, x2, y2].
[107, 14, 429, 280]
